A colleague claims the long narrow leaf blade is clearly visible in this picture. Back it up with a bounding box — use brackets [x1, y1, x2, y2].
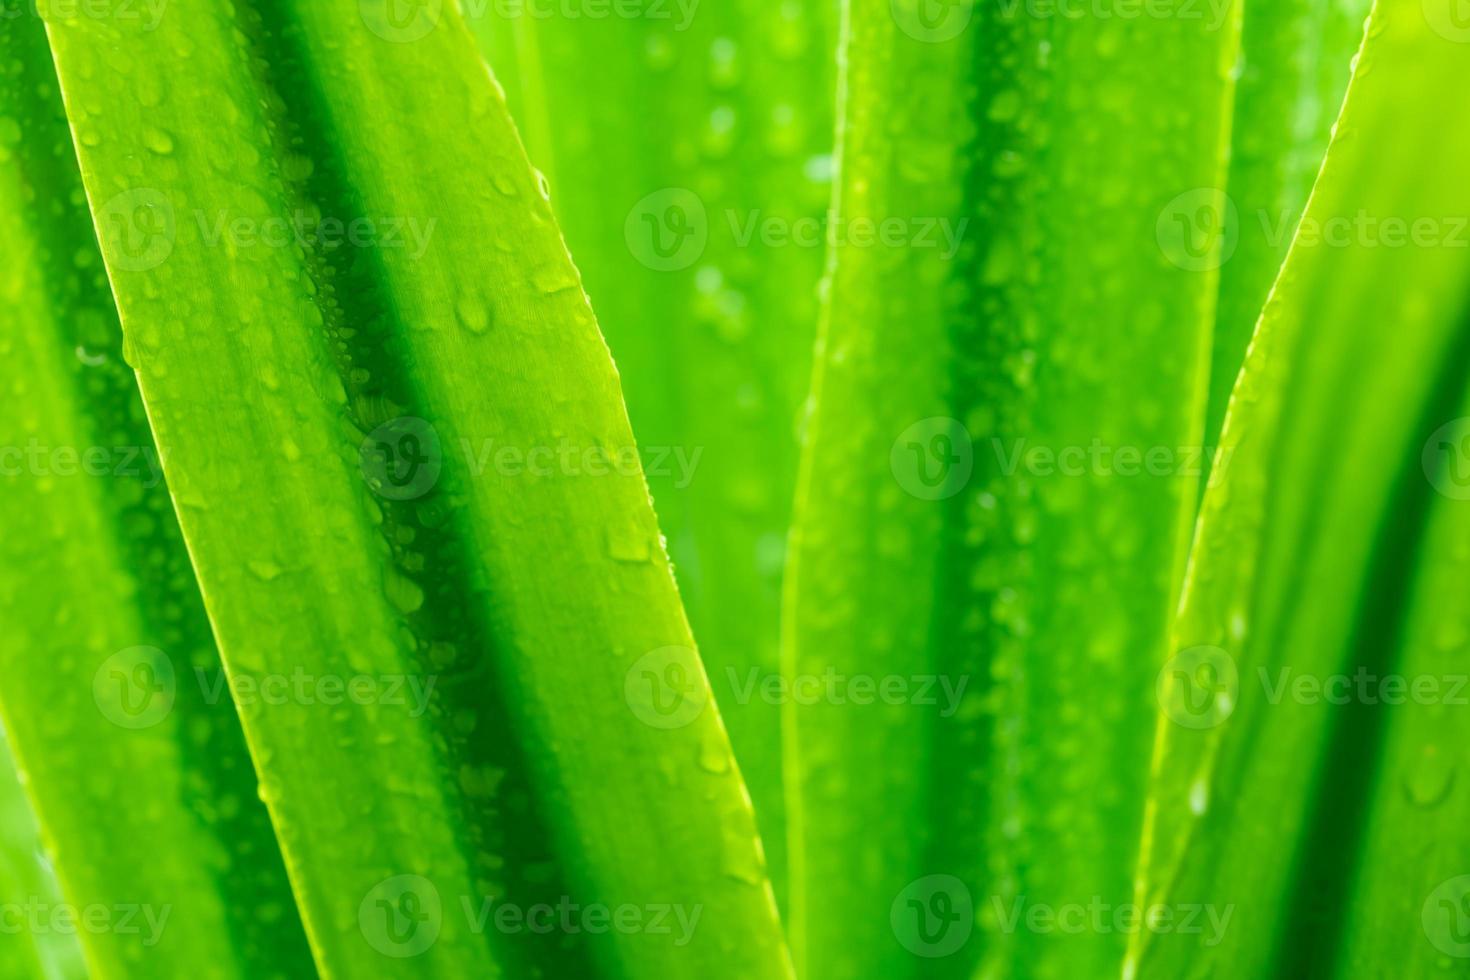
[1134, 2, 1470, 974]
[0, 13, 313, 978]
[783, 1, 1240, 976]
[0, 731, 84, 980]
[1204, 0, 1370, 448]
[469, 2, 838, 903]
[45, 3, 789, 977]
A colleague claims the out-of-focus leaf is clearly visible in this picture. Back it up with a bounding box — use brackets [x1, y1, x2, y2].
[1204, 0, 1371, 449]
[0, 730, 85, 980]
[1134, 2, 1470, 975]
[0, 14, 312, 978]
[469, 1, 838, 900]
[782, 0, 1240, 976]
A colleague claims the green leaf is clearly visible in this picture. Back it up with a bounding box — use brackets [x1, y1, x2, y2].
[44, 3, 788, 977]
[468, 2, 838, 904]
[0, 731, 84, 980]
[1337, 436, 1470, 976]
[1133, 2, 1470, 975]
[781, 0, 1240, 975]
[1204, 0, 1370, 450]
[0, 15, 312, 978]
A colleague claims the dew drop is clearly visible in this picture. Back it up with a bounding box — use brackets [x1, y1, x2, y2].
[143, 127, 174, 155]
[248, 560, 282, 581]
[383, 568, 425, 614]
[1188, 776, 1209, 816]
[1403, 744, 1456, 809]
[455, 294, 493, 335]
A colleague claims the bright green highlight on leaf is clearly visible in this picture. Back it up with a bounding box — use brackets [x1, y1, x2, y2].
[0, 730, 84, 980]
[1204, 0, 1371, 451]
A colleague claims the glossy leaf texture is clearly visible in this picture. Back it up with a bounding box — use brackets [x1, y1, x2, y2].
[1134, 1, 1470, 975]
[1203, 0, 1371, 450]
[43, 2, 788, 978]
[468, 0, 838, 901]
[0, 15, 312, 978]
[781, 0, 1241, 976]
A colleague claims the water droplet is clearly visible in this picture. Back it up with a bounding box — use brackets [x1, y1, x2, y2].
[384, 568, 425, 614]
[698, 740, 731, 774]
[709, 37, 740, 89]
[75, 345, 107, 367]
[532, 265, 579, 296]
[987, 89, 1021, 122]
[705, 105, 736, 157]
[281, 153, 314, 182]
[804, 154, 834, 184]
[248, 560, 282, 581]
[143, 127, 174, 155]
[455, 294, 493, 335]
[605, 523, 655, 563]
[1403, 744, 1456, 809]
[644, 34, 674, 71]
[1188, 776, 1209, 815]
